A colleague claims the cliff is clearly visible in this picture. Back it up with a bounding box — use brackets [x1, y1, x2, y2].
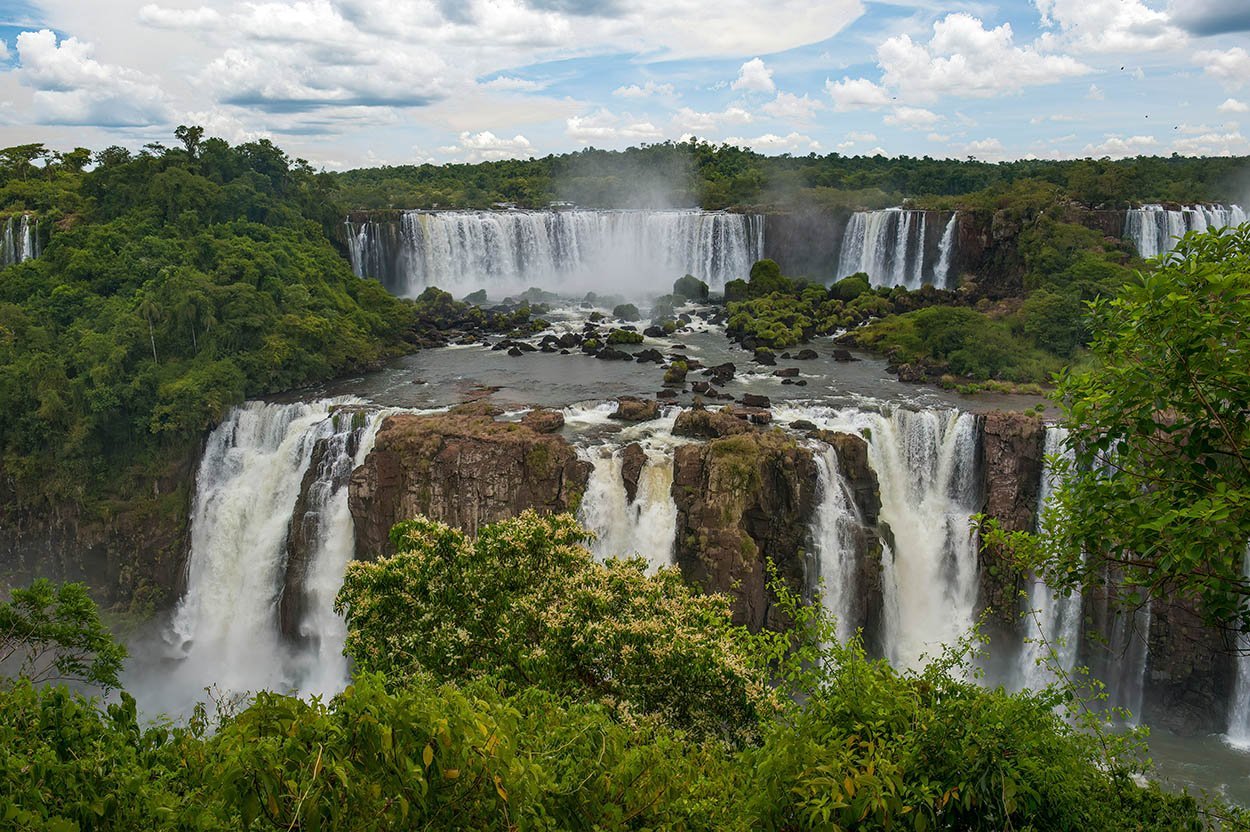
[348, 404, 591, 559]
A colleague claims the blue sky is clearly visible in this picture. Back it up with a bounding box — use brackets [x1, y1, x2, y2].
[0, 0, 1247, 167]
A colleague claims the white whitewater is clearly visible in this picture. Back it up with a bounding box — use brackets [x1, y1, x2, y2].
[578, 444, 677, 572]
[1, 214, 39, 266]
[1016, 427, 1084, 691]
[812, 446, 866, 642]
[1124, 204, 1246, 258]
[161, 400, 382, 707]
[1225, 547, 1250, 748]
[934, 213, 959, 289]
[837, 209, 957, 289]
[347, 209, 763, 297]
[872, 409, 982, 670]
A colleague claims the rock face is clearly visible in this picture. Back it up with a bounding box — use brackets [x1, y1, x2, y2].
[977, 412, 1046, 629]
[348, 403, 592, 559]
[521, 409, 565, 434]
[619, 443, 647, 504]
[672, 426, 818, 631]
[1144, 597, 1238, 734]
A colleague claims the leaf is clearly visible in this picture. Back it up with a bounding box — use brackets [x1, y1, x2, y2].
[423, 744, 433, 768]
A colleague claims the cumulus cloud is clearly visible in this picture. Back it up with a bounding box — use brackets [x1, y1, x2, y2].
[876, 14, 1091, 102]
[959, 137, 1007, 159]
[731, 57, 775, 93]
[1170, 130, 1250, 156]
[826, 76, 891, 111]
[613, 80, 676, 98]
[439, 130, 536, 161]
[1218, 98, 1249, 113]
[1082, 134, 1158, 158]
[138, 4, 222, 28]
[671, 106, 754, 133]
[14, 29, 168, 126]
[1194, 47, 1250, 89]
[0, 40, 8, 62]
[1035, 0, 1181, 53]
[724, 131, 820, 152]
[566, 109, 663, 144]
[761, 91, 822, 121]
[884, 106, 941, 129]
[483, 76, 547, 92]
[1169, 0, 1250, 36]
[1086, 84, 1105, 100]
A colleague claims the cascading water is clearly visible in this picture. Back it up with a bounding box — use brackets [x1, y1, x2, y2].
[837, 209, 957, 289]
[1124, 204, 1246, 259]
[934, 213, 959, 288]
[347, 209, 763, 297]
[578, 443, 677, 572]
[1225, 547, 1250, 748]
[1, 214, 39, 266]
[811, 446, 869, 642]
[1015, 427, 1084, 691]
[158, 400, 383, 708]
[871, 409, 982, 669]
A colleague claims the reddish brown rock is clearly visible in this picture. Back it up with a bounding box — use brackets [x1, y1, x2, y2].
[348, 403, 591, 558]
[521, 408, 565, 434]
[619, 443, 646, 504]
[610, 397, 660, 422]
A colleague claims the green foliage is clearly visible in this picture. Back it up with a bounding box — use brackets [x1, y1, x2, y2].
[606, 328, 643, 345]
[852, 306, 1066, 383]
[0, 580, 126, 691]
[672, 274, 709, 302]
[611, 302, 640, 321]
[337, 512, 777, 743]
[831, 273, 871, 301]
[747, 259, 791, 296]
[1041, 224, 1250, 628]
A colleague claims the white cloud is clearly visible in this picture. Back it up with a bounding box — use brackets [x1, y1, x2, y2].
[846, 130, 877, 142]
[1218, 98, 1249, 113]
[731, 57, 775, 93]
[439, 130, 535, 161]
[926, 132, 950, 142]
[1194, 47, 1250, 89]
[1035, 0, 1181, 53]
[876, 13, 1091, 102]
[724, 131, 820, 152]
[959, 137, 1007, 159]
[826, 76, 891, 111]
[761, 91, 822, 121]
[671, 106, 754, 133]
[1086, 84, 1105, 101]
[884, 106, 941, 128]
[483, 76, 546, 92]
[0, 40, 8, 62]
[613, 80, 676, 99]
[566, 109, 663, 145]
[1082, 134, 1158, 158]
[138, 4, 222, 28]
[1170, 130, 1250, 156]
[14, 29, 168, 126]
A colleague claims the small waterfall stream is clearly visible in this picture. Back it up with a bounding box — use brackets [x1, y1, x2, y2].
[1, 214, 39, 266]
[836, 209, 958, 289]
[811, 445, 868, 642]
[1226, 547, 1250, 747]
[1124, 204, 1245, 259]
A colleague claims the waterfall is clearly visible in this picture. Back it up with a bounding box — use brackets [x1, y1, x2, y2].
[934, 213, 959, 289]
[837, 209, 954, 289]
[1124, 204, 1246, 258]
[578, 444, 677, 572]
[812, 446, 868, 642]
[1, 214, 39, 266]
[161, 400, 382, 706]
[871, 409, 982, 669]
[347, 209, 764, 297]
[1015, 427, 1084, 690]
[1226, 548, 1250, 748]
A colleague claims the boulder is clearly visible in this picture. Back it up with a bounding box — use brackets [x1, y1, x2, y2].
[741, 393, 771, 409]
[610, 397, 660, 422]
[521, 409, 565, 434]
[596, 346, 633, 361]
[348, 403, 591, 558]
[794, 349, 819, 360]
[673, 408, 755, 439]
[619, 443, 647, 504]
[773, 368, 800, 378]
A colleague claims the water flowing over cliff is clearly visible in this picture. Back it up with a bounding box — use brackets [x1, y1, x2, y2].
[1, 214, 39, 266]
[836, 209, 959, 289]
[1227, 548, 1250, 747]
[1124, 204, 1246, 258]
[346, 210, 763, 296]
[579, 443, 678, 572]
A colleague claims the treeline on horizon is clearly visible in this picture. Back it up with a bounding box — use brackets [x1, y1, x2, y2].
[327, 139, 1250, 212]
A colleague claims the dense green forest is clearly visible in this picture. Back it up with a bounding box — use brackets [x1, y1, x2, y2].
[3, 512, 1245, 830]
[0, 133, 524, 518]
[328, 139, 1249, 210]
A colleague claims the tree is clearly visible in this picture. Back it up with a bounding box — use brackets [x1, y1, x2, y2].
[336, 511, 777, 743]
[1042, 225, 1250, 628]
[0, 580, 126, 691]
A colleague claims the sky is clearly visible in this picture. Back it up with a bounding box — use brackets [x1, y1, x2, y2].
[0, 0, 1247, 169]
